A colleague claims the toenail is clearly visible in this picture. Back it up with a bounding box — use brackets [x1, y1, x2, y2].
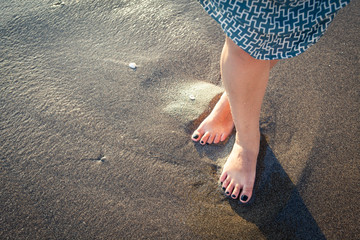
[225, 191, 229, 195]
[192, 134, 199, 139]
[240, 195, 248, 202]
[222, 187, 226, 191]
[200, 141, 204, 144]
[231, 194, 236, 198]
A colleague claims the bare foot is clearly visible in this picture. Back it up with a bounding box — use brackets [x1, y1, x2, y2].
[191, 92, 234, 145]
[219, 133, 259, 203]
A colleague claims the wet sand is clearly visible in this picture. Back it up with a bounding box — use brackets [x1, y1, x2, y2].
[1, 0, 359, 239]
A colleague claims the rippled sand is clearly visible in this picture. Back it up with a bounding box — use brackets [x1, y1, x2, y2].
[1, 0, 359, 239]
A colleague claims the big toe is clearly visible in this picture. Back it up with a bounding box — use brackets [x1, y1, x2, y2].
[191, 130, 202, 142]
[239, 184, 254, 203]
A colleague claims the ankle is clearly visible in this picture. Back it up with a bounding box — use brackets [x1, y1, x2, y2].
[234, 130, 260, 152]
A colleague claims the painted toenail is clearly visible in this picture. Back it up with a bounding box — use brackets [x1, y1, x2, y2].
[225, 191, 229, 195]
[200, 141, 204, 144]
[193, 134, 199, 139]
[240, 195, 248, 202]
[222, 187, 226, 191]
[231, 194, 236, 198]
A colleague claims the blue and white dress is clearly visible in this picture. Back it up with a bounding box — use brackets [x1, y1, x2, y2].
[198, 0, 351, 60]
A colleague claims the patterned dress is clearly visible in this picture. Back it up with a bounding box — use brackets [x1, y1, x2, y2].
[198, 0, 351, 60]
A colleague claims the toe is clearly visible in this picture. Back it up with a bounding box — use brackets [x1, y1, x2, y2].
[207, 134, 215, 144]
[213, 134, 221, 144]
[239, 182, 254, 203]
[221, 177, 231, 191]
[219, 171, 227, 183]
[220, 133, 227, 142]
[231, 184, 241, 199]
[200, 132, 210, 145]
[225, 182, 234, 196]
[192, 130, 203, 142]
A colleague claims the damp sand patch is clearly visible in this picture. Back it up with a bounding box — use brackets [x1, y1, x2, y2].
[162, 81, 224, 122]
[162, 80, 235, 173]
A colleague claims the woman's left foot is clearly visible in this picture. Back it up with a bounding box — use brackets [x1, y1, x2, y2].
[192, 92, 234, 145]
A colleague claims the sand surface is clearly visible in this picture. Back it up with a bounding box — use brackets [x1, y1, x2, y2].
[1, 0, 359, 239]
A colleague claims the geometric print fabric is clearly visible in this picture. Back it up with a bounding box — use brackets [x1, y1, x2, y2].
[198, 0, 351, 60]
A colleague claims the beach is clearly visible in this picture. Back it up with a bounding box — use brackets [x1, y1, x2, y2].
[1, 0, 359, 239]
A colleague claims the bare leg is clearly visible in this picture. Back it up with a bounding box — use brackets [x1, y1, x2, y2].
[218, 37, 277, 203]
[192, 57, 277, 146]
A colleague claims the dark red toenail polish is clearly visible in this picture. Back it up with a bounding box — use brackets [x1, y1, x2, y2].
[193, 134, 199, 139]
[231, 194, 236, 198]
[240, 195, 248, 202]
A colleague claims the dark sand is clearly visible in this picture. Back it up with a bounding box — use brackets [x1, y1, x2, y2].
[1, 0, 359, 239]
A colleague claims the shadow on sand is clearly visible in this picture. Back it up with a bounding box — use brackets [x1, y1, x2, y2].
[224, 135, 326, 240]
[186, 93, 326, 239]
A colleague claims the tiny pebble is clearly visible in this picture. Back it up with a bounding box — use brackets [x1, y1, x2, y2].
[129, 62, 137, 69]
[189, 95, 195, 100]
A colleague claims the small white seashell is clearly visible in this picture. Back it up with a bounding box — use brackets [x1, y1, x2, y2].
[129, 62, 137, 69]
[189, 95, 195, 100]
[53, 1, 65, 6]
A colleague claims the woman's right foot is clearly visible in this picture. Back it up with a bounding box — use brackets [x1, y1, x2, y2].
[192, 92, 234, 145]
[220, 132, 260, 203]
